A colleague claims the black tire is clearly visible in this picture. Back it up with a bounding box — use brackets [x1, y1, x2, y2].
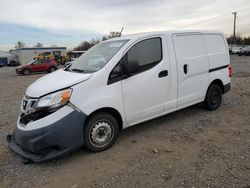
[84, 112, 119, 152]
[23, 69, 31, 76]
[49, 66, 56, 73]
[9, 61, 18, 66]
[204, 84, 222, 110]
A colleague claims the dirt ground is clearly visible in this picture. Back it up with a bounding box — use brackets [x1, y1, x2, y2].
[0, 56, 250, 188]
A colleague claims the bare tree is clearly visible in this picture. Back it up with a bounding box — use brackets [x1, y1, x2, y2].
[14, 41, 25, 49]
[226, 33, 250, 45]
[73, 31, 122, 51]
[73, 41, 93, 51]
[35, 43, 43, 47]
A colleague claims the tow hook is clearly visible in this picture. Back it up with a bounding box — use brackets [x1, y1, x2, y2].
[6, 134, 12, 142]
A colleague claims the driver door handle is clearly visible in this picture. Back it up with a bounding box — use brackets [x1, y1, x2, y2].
[158, 70, 168, 78]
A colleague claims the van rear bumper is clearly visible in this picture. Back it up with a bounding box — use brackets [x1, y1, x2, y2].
[7, 108, 86, 162]
[223, 83, 231, 94]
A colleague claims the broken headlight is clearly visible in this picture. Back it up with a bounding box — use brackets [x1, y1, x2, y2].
[35, 88, 72, 109]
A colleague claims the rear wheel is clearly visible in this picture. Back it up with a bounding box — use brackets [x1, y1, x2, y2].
[49, 66, 56, 73]
[23, 69, 31, 76]
[204, 84, 222, 110]
[84, 112, 119, 152]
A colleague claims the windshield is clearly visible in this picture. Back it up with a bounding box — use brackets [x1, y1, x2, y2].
[68, 40, 129, 73]
[28, 60, 36, 65]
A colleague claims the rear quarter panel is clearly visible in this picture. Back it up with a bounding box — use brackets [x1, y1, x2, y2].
[204, 33, 231, 86]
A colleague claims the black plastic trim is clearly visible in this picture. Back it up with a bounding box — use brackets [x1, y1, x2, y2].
[209, 65, 229, 73]
[223, 83, 231, 94]
[7, 109, 86, 162]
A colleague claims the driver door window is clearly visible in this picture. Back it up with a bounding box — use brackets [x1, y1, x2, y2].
[127, 37, 162, 73]
[108, 38, 162, 85]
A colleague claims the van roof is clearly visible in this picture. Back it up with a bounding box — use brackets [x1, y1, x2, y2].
[108, 30, 224, 41]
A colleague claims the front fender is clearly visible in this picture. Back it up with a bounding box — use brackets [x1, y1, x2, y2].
[70, 80, 126, 127]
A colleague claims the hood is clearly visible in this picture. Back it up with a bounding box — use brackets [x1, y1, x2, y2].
[16, 65, 27, 69]
[26, 69, 92, 97]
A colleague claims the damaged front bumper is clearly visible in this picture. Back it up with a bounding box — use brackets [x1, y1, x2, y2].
[6, 105, 86, 162]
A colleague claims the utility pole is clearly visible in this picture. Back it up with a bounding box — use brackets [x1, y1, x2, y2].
[232, 11, 237, 45]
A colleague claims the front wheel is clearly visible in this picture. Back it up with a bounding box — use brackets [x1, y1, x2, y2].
[204, 84, 222, 110]
[23, 69, 31, 76]
[84, 112, 119, 152]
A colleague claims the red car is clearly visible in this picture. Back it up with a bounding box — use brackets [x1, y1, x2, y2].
[16, 59, 58, 75]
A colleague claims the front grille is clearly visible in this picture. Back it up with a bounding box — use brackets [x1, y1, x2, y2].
[21, 96, 37, 114]
[20, 110, 53, 125]
[19, 95, 60, 126]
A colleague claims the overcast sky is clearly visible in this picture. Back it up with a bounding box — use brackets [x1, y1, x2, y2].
[0, 0, 250, 50]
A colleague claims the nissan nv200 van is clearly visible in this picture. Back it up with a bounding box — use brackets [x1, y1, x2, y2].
[7, 30, 231, 162]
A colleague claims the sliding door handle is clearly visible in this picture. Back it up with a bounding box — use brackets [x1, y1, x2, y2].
[183, 64, 188, 74]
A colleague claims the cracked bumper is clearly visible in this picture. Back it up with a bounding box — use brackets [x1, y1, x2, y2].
[7, 106, 86, 162]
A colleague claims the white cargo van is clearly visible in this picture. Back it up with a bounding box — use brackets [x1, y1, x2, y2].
[7, 31, 232, 162]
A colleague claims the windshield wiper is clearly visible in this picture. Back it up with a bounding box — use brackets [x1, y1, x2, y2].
[71, 68, 85, 73]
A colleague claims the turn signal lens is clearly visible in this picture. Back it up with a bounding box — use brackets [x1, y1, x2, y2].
[36, 88, 72, 108]
[61, 89, 72, 104]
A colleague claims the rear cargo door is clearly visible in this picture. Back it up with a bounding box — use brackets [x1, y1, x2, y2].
[173, 33, 209, 108]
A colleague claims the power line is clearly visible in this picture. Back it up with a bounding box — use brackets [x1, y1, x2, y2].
[174, 13, 230, 29]
[173, 7, 250, 30]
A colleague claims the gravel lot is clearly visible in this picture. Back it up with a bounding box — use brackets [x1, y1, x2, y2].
[0, 56, 250, 188]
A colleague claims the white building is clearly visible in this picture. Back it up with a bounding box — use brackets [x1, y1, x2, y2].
[0, 50, 19, 66]
[10, 47, 67, 65]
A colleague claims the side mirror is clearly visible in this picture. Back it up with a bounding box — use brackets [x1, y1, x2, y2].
[127, 60, 139, 76]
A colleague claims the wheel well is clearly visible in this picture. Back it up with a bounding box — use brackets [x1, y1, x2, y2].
[10, 61, 16, 64]
[23, 68, 31, 72]
[86, 108, 123, 130]
[209, 79, 224, 94]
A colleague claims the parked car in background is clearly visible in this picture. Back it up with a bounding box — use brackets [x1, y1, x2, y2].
[238, 47, 250, 56]
[16, 59, 57, 75]
[0, 50, 19, 67]
[231, 47, 243, 54]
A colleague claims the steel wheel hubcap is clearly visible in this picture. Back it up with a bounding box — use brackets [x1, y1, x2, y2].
[211, 91, 219, 104]
[90, 121, 112, 147]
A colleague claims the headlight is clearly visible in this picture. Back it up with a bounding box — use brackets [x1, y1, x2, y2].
[35, 88, 72, 109]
